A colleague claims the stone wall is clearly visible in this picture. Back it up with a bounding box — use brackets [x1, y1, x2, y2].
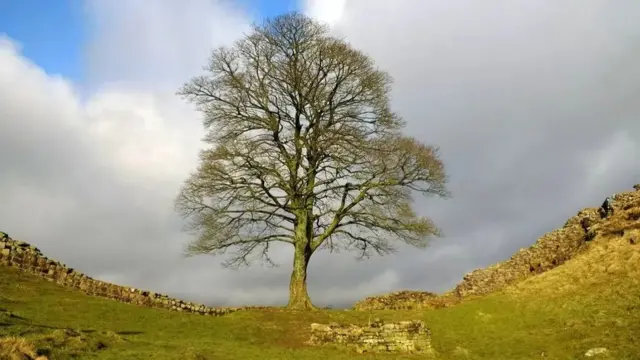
[354, 290, 459, 311]
[307, 319, 432, 354]
[455, 187, 640, 298]
[452, 216, 589, 298]
[354, 185, 640, 309]
[0, 236, 261, 316]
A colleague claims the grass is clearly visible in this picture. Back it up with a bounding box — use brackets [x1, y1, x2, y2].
[1, 220, 640, 359]
[2, 234, 640, 360]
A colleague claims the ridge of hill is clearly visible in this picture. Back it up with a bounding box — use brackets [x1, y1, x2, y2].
[353, 184, 640, 311]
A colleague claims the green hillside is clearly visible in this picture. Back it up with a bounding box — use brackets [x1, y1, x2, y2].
[1, 188, 640, 359]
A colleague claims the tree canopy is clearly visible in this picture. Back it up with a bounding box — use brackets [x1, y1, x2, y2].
[176, 12, 449, 309]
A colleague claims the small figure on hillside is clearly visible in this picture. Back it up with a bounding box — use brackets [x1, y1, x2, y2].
[581, 217, 597, 241]
[598, 195, 616, 219]
[580, 217, 592, 233]
[634, 184, 640, 191]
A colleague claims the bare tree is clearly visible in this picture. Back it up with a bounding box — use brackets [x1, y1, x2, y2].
[176, 13, 449, 310]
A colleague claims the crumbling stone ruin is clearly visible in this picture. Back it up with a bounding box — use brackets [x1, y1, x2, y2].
[355, 184, 640, 310]
[308, 318, 433, 354]
[0, 236, 263, 316]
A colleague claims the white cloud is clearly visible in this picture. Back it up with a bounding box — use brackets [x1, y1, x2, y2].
[85, 89, 200, 184]
[0, 0, 254, 303]
[84, 0, 251, 90]
[304, 0, 346, 26]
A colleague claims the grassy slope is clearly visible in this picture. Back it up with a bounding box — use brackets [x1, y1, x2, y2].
[2, 235, 639, 360]
[2, 208, 640, 359]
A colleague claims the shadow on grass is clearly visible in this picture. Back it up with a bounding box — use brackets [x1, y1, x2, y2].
[115, 330, 144, 335]
[1, 311, 28, 321]
[26, 324, 144, 336]
[0, 311, 144, 336]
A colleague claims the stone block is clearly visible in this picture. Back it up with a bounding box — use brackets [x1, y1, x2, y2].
[308, 320, 432, 354]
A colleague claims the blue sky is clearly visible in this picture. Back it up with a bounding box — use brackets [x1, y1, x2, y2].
[0, 0, 299, 82]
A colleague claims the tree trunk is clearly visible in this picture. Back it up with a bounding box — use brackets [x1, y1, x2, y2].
[287, 241, 316, 310]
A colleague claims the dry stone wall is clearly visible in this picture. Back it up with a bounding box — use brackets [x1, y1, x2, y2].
[308, 319, 433, 354]
[355, 185, 640, 310]
[0, 236, 260, 316]
[354, 290, 459, 311]
[455, 186, 640, 298]
[453, 217, 588, 298]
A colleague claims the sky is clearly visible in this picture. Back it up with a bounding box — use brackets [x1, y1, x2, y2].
[0, 0, 87, 80]
[0, 0, 639, 308]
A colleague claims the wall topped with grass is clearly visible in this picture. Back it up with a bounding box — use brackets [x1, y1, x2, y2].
[0, 236, 262, 316]
[454, 187, 640, 298]
[355, 185, 640, 310]
[353, 290, 460, 311]
[307, 318, 433, 354]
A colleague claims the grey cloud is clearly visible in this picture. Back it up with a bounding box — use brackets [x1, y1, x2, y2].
[1, 1, 640, 308]
[322, 0, 640, 297]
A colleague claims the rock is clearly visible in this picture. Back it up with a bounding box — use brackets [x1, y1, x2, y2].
[584, 347, 608, 357]
[453, 346, 470, 357]
[475, 311, 493, 322]
[580, 217, 593, 231]
[310, 323, 331, 332]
